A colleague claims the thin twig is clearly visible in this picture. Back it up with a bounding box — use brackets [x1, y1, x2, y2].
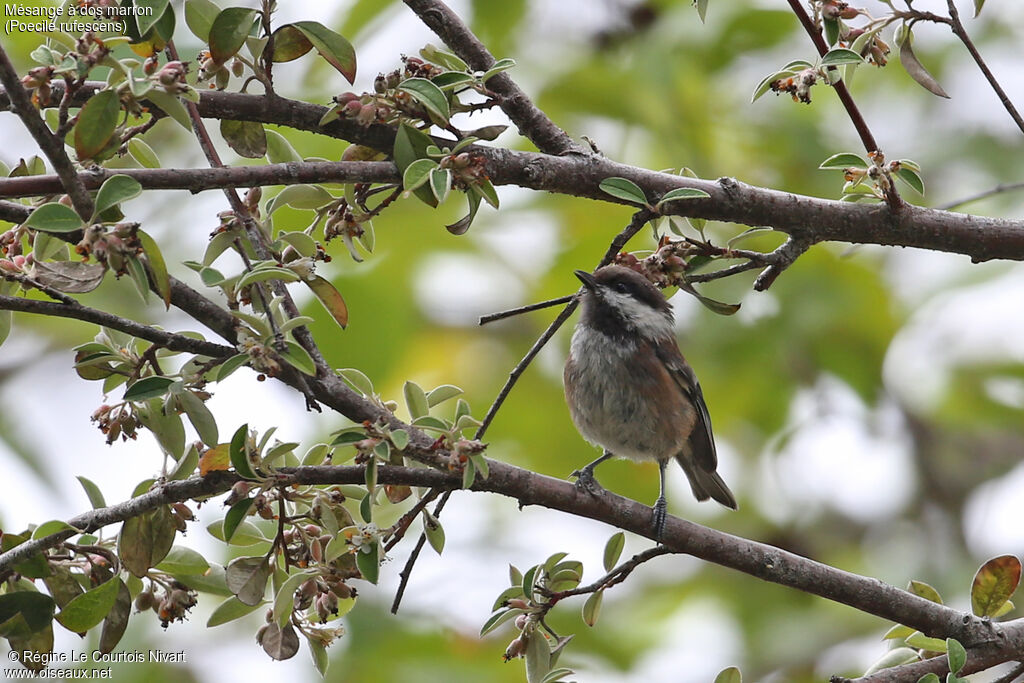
[479, 295, 574, 325]
[390, 489, 451, 613]
[0, 294, 236, 357]
[546, 546, 672, 603]
[383, 487, 442, 551]
[936, 181, 1024, 211]
[946, 0, 1024, 136]
[784, 0, 901, 211]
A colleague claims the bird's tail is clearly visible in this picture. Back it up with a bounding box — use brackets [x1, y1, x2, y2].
[675, 455, 738, 510]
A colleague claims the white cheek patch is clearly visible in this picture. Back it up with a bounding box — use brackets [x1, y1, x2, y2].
[602, 290, 674, 339]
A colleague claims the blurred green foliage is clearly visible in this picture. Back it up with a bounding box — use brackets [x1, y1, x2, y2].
[3, 0, 1024, 681]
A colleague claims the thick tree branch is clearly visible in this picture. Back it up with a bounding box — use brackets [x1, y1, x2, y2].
[2, 86, 1018, 263]
[401, 0, 584, 156]
[0, 294, 235, 357]
[0, 457, 1019, 657]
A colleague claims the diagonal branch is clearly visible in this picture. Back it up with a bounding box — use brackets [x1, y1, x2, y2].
[945, 0, 1024, 136]
[0, 44, 94, 219]
[401, 0, 584, 156]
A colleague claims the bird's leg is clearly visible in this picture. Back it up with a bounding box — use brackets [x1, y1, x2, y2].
[652, 459, 669, 539]
[571, 450, 614, 494]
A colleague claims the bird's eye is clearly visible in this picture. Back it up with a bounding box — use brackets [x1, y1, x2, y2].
[613, 282, 629, 294]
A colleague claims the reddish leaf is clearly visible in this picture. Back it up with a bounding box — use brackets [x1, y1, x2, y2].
[972, 555, 1022, 617]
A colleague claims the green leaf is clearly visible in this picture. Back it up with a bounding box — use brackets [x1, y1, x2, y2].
[398, 77, 451, 122]
[123, 375, 175, 401]
[279, 339, 317, 376]
[225, 555, 271, 606]
[393, 122, 438, 207]
[974, 0, 985, 16]
[695, 0, 708, 23]
[208, 8, 258, 64]
[135, 0, 169, 35]
[269, 23, 315, 62]
[971, 555, 1021, 617]
[76, 476, 106, 509]
[751, 70, 795, 103]
[127, 139, 160, 171]
[269, 185, 333, 213]
[306, 275, 349, 329]
[390, 428, 409, 451]
[0, 591, 55, 637]
[403, 158, 439, 193]
[184, 0, 220, 41]
[23, 203, 83, 234]
[137, 229, 171, 308]
[824, 17, 840, 47]
[288, 21, 357, 84]
[462, 457, 477, 489]
[423, 511, 445, 555]
[220, 119, 267, 158]
[230, 423, 258, 480]
[480, 607, 524, 636]
[657, 187, 710, 208]
[895, 167, 925, 195]
[356, 542, 380, 584]
[156, 545, 211, 575]
[946, 638, 966, 674]
[916, 675, 941, 683]
[581, 589, 603, 627]
[820, 153, 869, 170]
[883, 624, 915, 640]
[905, 631, 948, 652]
[92, 175, 142, 219]
[54, 577, 120, 632]
[117, 505, 176, 577]
[598, 177, 648, 206]
[222, 498, 256, 544]
[897, 26, 950, 98]
[908, 579, 944, 604]
[426, 384, 463, 407]
[338, 368, 374, 395]
[180, 390, 219, 446]
[430, 167, 452, 204]
[421, 43, 469, 71]
[97, 579, 130, 655]
[272, 569, 317, 628]
[216, 353, 250, 381]
[207, 595, 263, 627]
[74, 89, 120, 161]
[265, 129, 303, 164]
[482, 57, 516, 82]
[404, 381, 429, 420]
[602, 532, 625, 572]
[821, 48, 864, 67]
[714, 667, 742, 683]
[144, 90, 192, 130]
[168, 444, 200, 481]
[447, 189, 481, 235]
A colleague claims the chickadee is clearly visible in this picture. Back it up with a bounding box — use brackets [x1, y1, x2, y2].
[563, 265, 737, 537]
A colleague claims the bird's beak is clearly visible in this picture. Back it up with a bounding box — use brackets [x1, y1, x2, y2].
[574, 269, 598, 290]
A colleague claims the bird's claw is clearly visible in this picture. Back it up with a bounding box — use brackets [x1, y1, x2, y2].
[570, 467, 604, 495]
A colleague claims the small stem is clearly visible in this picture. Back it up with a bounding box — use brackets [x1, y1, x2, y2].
[479, 295, 574, 325]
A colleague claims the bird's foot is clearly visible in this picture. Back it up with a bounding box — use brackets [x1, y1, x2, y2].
[651, 496, 667, 540]
[570, 466, 605, 495]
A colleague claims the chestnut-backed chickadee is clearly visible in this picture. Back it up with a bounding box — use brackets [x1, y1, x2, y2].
[563, 265, 737, 537]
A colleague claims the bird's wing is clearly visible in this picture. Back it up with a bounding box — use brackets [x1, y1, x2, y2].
[654, 343, 718, 472]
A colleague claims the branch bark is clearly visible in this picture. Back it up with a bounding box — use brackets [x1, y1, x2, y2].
[0, 458, 1020, 661]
